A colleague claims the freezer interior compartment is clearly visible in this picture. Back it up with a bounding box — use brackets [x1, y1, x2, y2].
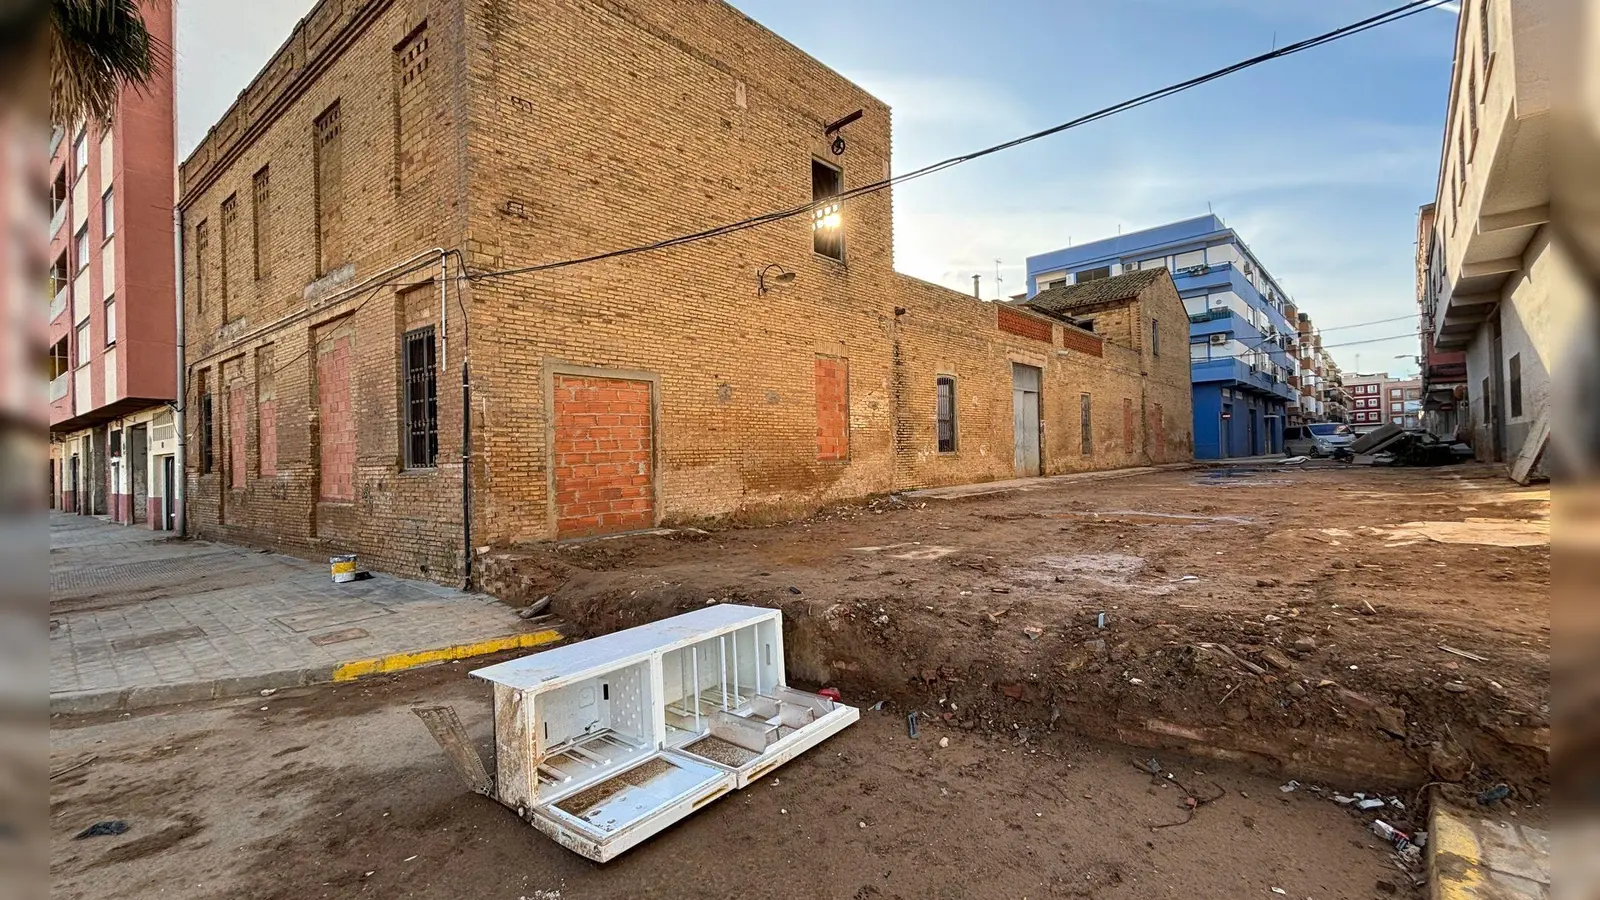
[540, 752, 727, 839]
[532, 659, 655, 804]
[660, 620, 782, 749]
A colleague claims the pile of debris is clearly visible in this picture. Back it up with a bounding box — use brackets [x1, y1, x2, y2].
[1351, 423, 1474, 467]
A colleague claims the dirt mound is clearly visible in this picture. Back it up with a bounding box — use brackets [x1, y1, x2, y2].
[512, 466, 1548, 801]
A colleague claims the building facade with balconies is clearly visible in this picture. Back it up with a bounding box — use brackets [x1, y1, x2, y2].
[1427, 0, 1577, 474]
[1416, 203, 1470, 439]
[1025, 215, 1312, 458]
[46, 0, 179, 527]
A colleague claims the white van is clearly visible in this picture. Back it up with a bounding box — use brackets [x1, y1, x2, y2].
[1284, 422, 1355, 457]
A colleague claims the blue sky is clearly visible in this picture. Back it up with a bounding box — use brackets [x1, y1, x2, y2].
[177, 1, 1459, 378]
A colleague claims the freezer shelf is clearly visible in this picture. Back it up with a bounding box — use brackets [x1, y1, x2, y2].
[532, 752, 732, 863]
[674, 686, 860, 787]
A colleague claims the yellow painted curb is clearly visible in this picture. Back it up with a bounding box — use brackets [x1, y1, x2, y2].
[1430, 804, 1485, 900]
[331, 628, 564, 682]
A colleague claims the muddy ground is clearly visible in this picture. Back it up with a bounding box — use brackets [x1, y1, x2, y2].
[52, 659, 1448, 900]
[486, 463, 1550, 798]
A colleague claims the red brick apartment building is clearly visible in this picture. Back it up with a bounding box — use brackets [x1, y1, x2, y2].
[178, 0, 1193, 584]
[46, 0, 180, 528]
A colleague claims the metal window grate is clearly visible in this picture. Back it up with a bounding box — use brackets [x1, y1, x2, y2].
[200, 391, 214, 473]
[936, 377, 956, 453]
[403, 326, 438, 468]
[1080, 393, 1093, 456]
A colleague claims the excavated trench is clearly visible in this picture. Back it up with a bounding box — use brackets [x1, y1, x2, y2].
[551, 584, 1548, 808]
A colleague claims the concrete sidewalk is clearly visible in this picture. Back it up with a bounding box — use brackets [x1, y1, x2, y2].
[1429, 796, 1549, 899]
[49, 514, 562, 714]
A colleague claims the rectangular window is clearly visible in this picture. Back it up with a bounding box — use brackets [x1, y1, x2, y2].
[74, 224, 89, 273]
[1480, 0, 1492, 67]
[1080, 393, 1093, 456]
[199, 373, 215, 475]
[936, 376, 956, 453]
[1075, 265, 1111, 283]
[811, 158, 844, 261]
[1151, 319, 1160, 356]
[194, 219, 208, 312]
[403, 326, 439, 468]
[314, 101, 345, 275]
[104, 297, 115, 345]
[1467, 70, 1479, 151]
[75, 321, 89, 367]
[252, 166, 271, 279]
[49, 337, 69, 381]
[72, 129, 87, 175]
[220, 193, 237, 315]
[1044, 279, 1066, 290]
[1391, 388, 1402, 398]
[101, 188, 114, 237]
[1508, 353, 1522, 417]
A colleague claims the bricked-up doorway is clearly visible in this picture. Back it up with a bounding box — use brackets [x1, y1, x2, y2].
[551, 373, 655, 539]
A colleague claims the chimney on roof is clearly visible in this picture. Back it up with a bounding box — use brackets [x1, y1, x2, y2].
[972, 274, 980, 299]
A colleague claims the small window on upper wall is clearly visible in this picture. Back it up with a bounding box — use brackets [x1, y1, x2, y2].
[1075, 266, 1110, 283]
[101, 188, 114, 237]
[72, 129, 87, 176]
[936, 376, 957, 453]
[811, 159, 844, 260]
[1151, 319, 1160, 356]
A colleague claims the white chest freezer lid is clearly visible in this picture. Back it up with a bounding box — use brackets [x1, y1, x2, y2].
[470, 603, 780, 691]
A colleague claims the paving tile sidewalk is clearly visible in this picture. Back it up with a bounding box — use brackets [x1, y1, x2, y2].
[49, 514, 561, 714]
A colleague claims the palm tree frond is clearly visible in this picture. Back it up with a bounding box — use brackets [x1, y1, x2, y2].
[49, 0, 168, 129]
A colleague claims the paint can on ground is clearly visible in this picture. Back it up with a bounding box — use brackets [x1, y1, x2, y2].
[330, 554, 360, 583]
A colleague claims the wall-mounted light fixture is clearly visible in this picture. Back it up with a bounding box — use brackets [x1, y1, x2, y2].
[757, 264, 796, 296]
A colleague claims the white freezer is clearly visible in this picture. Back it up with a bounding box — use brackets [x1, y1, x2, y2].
[470, 604, 858, 862]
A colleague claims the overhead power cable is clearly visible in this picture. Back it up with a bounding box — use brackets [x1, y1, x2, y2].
[464, 0, 1450, 283]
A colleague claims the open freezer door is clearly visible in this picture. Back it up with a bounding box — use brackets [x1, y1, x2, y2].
[671, 685, 859, 788]
[530, 751, 732, 862]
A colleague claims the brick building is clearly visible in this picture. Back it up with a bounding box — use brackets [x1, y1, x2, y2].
[46, 0, 180, 528]
[178, 0, 1191, 585]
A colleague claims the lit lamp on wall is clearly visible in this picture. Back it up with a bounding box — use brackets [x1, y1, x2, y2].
[757, 264, 796, 296]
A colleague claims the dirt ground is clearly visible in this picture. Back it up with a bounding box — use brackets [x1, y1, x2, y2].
[48, 462, 1551, 900]
[488, 463, 1550, 798]
[52, 659, 1437, 900]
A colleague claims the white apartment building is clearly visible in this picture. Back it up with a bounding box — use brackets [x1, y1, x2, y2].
[1428, 0, 1581, 476]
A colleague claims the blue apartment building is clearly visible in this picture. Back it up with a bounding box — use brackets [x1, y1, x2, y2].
[1025, 215, 1301, 459]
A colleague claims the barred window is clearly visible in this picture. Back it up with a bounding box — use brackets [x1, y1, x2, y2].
[403, 326, 438, 468]
[936, 376, 957, 453]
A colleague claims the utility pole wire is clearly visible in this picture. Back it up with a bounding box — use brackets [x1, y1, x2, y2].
[464, 0, 1449, 284]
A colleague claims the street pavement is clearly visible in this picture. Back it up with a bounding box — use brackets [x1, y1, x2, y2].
[49, 513, 561, 713]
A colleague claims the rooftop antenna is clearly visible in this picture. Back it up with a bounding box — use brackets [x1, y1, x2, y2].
[994, 259, 1003, 301]
[1208, 201, 1213, 215]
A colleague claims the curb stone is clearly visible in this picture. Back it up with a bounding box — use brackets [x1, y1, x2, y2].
[49, 627, 563, 716]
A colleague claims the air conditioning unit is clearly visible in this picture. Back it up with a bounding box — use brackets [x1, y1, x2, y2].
[1209, 334, 1228, 345]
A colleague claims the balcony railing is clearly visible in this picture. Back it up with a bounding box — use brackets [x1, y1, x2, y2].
[48, 373, 69, 402]
[1188, 308, 1233, 324]
[49, 203, 66, 239]
[50, 285, 67, 322]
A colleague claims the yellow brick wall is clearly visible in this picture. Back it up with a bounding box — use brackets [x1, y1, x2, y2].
[180, 0, 472, 581]
[891, 274, 1193, 488]
[177, 0, 1194, 584]
[459, 0, 899, 544]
